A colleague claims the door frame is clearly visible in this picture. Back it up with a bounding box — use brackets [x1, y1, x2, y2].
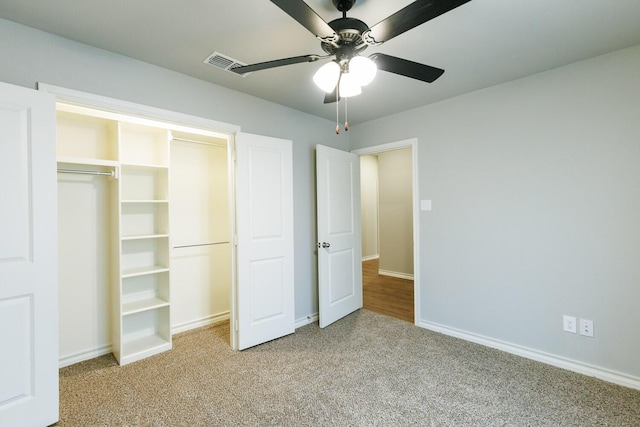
[38, 83, 243, 351]
[351, 138, 420, 324]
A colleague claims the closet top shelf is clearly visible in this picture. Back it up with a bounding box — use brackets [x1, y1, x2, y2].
[120, 162, 169, 170]
[57, 156, 118, 168]
[121, 199, 169, 204]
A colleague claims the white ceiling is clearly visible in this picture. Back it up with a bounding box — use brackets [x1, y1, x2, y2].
[2, 0, 640, 124]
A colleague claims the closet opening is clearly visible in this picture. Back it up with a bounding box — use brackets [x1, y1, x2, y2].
[55, 99, 236, 367]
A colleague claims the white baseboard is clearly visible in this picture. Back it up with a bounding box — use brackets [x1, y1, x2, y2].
[362, 255, 379, 262]
[418, 320, 640, 391]
[378, 269, 414, 281]
[172, 312, 230, 335]
[59, 344, 112, 368]
[295, 312, 318, 329]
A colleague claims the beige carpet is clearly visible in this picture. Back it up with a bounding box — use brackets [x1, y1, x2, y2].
[56, 310, 640, 426]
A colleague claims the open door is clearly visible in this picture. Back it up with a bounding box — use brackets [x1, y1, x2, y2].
[0, 82, 58, 425]
[316, 145, 362, 328]
[235, 132, 295, 349]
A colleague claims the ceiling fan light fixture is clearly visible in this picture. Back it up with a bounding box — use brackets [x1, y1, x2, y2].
[313, 61, 341, 92]
[339, 72, 362, 97]
[349, 56, 377, 86]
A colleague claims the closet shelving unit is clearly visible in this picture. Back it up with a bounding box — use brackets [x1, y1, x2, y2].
[116, 122, 171, 365]
[56, 103, 172, 366]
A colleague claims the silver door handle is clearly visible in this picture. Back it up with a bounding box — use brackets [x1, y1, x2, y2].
[321, 242, 330, 248]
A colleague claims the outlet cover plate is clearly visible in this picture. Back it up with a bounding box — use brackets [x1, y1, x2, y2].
[563, 315, 577, 333]
[579, 318, 594, 337]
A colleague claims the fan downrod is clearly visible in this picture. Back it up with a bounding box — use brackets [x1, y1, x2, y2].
[332, 0, 356, 12]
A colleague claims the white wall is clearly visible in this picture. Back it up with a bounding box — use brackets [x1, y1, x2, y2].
[351, 44, 640, 384]
[360, 155, 378, 259]
[57, 173, 113, 362]
[378, 148, 413, 277]
[0, 17, 349, 330]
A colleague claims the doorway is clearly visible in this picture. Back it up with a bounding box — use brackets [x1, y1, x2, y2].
[353, 139, 420, 324]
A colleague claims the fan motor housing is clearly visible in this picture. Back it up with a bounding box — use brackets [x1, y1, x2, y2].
[321, 17, 369, 56]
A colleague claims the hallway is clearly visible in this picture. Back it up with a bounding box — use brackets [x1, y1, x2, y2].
[362, 259, 414, 323]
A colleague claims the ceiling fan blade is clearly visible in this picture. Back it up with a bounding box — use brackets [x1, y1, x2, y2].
[365, 0, 472, 45]
[231, 54, 329, 75]
[271, 0, 338, 42]
[370, 53, 444, 83]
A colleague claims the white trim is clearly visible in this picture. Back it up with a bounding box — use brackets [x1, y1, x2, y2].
[59, 345, 112, 368]
[362, 254, 379, 262]
[37, 83, 241, 135]
[419, 320, 640, 391]
[378, 269, 414, 281]
[352, 138, 420, 325]
[171, 312, 231, 335]
[295, 313, 319, 329]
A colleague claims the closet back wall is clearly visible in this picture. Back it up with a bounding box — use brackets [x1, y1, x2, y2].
[170, 136, 231, 332]
[57, 112, 115, 364]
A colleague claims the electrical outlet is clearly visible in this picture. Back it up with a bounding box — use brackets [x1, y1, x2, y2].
[579, 319, 594, 337]
[563, 315, 577, 333]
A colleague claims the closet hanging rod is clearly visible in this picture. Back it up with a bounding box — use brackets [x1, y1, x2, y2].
[171, 137, 226, 148]
[57, 168, 115, 177]
[173, 241, 229, 249]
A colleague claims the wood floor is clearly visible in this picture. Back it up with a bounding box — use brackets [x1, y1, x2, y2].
[362, 258, 414, 323]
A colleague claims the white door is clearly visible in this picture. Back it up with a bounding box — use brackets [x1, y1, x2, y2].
[316, 145, 362, 328]
[0, 82, 58, 426]
[235, 133, 294, 350]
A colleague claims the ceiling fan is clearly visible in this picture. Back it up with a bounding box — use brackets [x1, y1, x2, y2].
[231, 0, 472, 131]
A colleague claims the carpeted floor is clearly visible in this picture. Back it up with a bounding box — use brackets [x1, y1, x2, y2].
[56, 310, 640, 426]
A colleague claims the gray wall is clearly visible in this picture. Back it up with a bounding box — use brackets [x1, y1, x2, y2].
[360, 155, 379, 259]
[351, 44, 640, 379]
[0, 17, 349, 322]
[378, 148, 413, 276]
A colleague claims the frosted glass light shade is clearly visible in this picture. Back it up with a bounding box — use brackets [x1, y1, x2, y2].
[339, 72, 362, 97]
[313, 61, 340, 93]
[349, 56, 377, 86]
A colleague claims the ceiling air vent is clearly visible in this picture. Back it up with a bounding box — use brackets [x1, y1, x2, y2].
[203, 51, 248, 76]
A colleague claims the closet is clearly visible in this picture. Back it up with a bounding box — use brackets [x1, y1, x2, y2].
[56, 103, 231, 366]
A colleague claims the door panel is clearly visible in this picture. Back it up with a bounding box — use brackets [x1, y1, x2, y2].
[316, 145, 362, 328]
[0, 82, 58, 426]
[236, 133, 294, 350]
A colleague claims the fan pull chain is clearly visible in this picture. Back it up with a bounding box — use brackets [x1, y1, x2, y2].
[344, 97, 349, 131]
[335, 95, 340, 134]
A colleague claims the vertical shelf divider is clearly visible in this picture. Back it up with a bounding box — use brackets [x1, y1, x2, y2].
[115, 122, 172, 365]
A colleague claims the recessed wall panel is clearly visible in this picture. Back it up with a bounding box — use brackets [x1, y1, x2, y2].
[329, 248, 355, 304]
[0, 106, 31, 263]
[250, 258, 285, 322]
[327, 158, 354, 236]
[249, 148, 283, 240]
[0, 296, 33, 408]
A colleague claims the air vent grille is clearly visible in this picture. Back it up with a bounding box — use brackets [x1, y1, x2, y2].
[203, 51, 248, 76]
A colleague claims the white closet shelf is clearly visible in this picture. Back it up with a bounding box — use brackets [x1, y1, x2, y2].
[57, 156, 118, 167]
[121, 265, 169, 278]
[121, 200, 169, 204]
[121, 335, 171, 364]
[122, 297, 169, 316]
[121, 234, 169, 241]
[120, 162, 169, 170]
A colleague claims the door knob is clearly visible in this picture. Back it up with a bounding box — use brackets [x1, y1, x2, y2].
[322, 242, 330, 248]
